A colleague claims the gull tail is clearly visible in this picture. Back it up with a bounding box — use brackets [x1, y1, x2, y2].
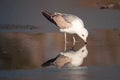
[41, 11, 57, 25]
[41, 55, 60, 67]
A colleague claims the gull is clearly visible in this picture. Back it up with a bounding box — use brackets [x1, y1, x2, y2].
[41, 11, 88, 46]
[41, 45, 88, 68]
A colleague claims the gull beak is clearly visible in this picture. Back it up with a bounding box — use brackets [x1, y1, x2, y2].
[41, 11, 57, 25]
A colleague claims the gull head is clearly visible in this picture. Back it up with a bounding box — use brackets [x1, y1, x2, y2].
[77, 28, 88, 44]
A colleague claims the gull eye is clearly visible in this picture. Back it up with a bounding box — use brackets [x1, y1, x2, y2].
[82, 34, 84, 37]
[82, 49, 84, 52]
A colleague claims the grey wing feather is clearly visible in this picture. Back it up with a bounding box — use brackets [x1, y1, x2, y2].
[62, 14, 79, 23]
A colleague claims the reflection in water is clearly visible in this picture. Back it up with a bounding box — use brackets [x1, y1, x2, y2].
[41, 45, 88, 68]
[0, 29, 120, 70]
[0, 32, 84, 70]
[0, 29, 120, 80]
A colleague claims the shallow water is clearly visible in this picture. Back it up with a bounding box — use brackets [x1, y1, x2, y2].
[0, 66, 120, 80]
[0, 29, 120, 80]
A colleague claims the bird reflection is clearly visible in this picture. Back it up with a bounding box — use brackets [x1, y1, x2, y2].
[41, 45, 88, 68]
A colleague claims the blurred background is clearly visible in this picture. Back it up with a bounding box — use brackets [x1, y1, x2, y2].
[0, 0, 120, 32]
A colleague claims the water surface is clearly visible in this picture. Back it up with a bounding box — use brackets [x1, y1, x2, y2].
[0, 29, 120, 80]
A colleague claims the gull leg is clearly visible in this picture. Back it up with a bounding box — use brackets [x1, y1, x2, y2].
[72, 35, 76, 46]
[64, 32, 67, 51]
